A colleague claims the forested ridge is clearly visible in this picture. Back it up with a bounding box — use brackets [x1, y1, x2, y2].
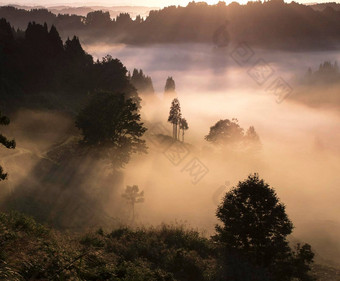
[1, 1, 340, 49]
[0, 18, 142, 112]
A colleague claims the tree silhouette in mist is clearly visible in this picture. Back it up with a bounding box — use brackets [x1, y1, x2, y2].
[214, 173, 315, 281]
[75, 92, 147, 167]
[130, 68, 154, 94]
[179, 118, 189, 142]
[122, 185, 144, 223]
[205, 118, 244, 145]
[244, 126, 261, 150]
[165, 77, 176, 93]
[0, 111, 16, 181]
[168, 98, 182, 140]
[305, 61, 340, 84]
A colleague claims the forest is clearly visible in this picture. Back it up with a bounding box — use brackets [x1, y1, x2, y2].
[0, 1, 340, 49]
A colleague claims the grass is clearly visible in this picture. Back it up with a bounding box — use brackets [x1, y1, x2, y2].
[0, 211, 339, 280]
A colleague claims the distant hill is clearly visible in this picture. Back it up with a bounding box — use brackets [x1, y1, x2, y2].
[309, 2, 340, 11]
[2, 4, 158, 18]
[1, 1, 340, 50]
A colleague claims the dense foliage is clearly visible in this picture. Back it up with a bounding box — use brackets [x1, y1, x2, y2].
[76, 92, 147, 167]
[0, 212, 216, 281]
[205, 119, 261, 150]
[214, 174, 315, 281]
[130, 69, 154, 94]
[0, 19, 139, 112]
[0, 210, 336, 281]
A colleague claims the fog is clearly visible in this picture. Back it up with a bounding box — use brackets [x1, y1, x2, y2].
[1, 43, 340, 265]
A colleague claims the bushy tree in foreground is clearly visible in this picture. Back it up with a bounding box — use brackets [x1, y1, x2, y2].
[0, 111, 15, 181]
[76, 92, 147, 167]
[214, 173, 315, 281]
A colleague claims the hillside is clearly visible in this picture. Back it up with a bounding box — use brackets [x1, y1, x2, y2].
[7, 4, 158, 18]
[0, 212, 339, 280]
[1, 1, 340, 49]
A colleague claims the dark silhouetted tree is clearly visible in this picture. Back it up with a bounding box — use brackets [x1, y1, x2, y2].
[122, 184, 144, 222]
[64, 36, 90, 61]
[165, 76, 176, 93]
[93, 56, 140, 107]
[179, 118, 189, 142]
[291, 243, 315, 281]
[48, 25, 63, 55]
[205, 118, 244, 145]
[214, 173, 315, 281]
[0, 111, 16, 181]
[168, 98, 181, 140]
[130, 68, 154, 94]
[76, 92, 147, 167]
[0, 18, 14, 46]
[115, 13, 133, 26]
[86, 10, 111, 27]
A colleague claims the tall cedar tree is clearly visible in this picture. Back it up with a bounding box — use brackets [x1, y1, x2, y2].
[168, 98, 181, 140]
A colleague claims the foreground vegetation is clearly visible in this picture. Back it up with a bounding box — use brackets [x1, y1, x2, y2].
[0, 211, 339, 281]
[0, 211, 215, 280]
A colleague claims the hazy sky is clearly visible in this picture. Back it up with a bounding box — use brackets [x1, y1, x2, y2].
[0, 0, 338, 8]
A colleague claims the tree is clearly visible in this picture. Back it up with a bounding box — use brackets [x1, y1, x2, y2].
[122, 185, 144, 222]
[179, 118, 189, 142]
[165, 77, 176, 93]
[48, 25, 63, 56]
[214, 173, 315, 281]
[75, 92, 147, 167]
[115, 13, 133, 26]
[93, 56, 140, 107]
[205, 118, 244, 145]
[244, 126, 261, 149]
[168, 98, 181, 140]
[0, 111, 16, 181]
[130, 68, 154, 94]
[86, 11, 111, 27]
